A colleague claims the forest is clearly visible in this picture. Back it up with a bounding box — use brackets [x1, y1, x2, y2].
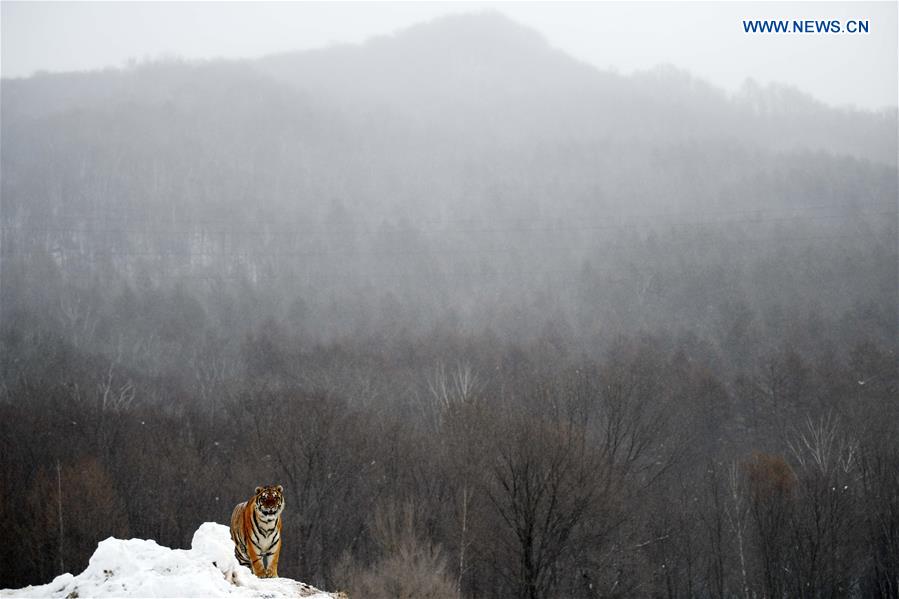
[1, 13, 897, 598]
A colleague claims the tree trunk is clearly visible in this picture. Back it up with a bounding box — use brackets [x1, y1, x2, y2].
[56, 460, 65, 574]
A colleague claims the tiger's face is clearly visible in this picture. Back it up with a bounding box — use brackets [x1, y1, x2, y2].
[254, 484, 284, 518]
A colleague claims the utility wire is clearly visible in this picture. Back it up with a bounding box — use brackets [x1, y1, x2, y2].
[4, 201, 894, 236]
[1, 230, 892, 261]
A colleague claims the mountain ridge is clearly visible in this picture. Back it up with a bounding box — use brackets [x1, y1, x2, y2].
[2, 11, 894, 166]
[1, 11, 895, 241]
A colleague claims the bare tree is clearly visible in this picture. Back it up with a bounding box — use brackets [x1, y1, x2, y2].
[424, 361, 481, 430]
[96, 359, 136, 413]
[786, 416, 860, 597]
[58, 291, 100, 350]
[190, 338, 238, 423]
[722, 461, 752, 599]
[485, 416, 601, 599]
[787, 414, 857, 477]
[745, 453, 796, 599]
[433, 364, 487, 595]
[335, 499, 458, 599]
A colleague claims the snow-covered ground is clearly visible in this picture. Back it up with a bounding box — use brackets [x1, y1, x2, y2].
[3, 522, 341, 598]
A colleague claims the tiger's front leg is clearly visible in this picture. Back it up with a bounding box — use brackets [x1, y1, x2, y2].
[259, 552, 278, 578]
[251, 558, 268, 578]
[245, 545, 267, 578]
[267, 550, 280, 578]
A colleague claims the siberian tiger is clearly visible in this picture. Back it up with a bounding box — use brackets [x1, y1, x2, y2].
[230, 484, 284, 578]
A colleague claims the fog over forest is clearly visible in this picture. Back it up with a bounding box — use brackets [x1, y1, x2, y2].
[2, 12, 897, 598]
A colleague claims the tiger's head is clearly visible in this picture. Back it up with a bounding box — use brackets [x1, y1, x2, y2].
[254, 484, 284, 518]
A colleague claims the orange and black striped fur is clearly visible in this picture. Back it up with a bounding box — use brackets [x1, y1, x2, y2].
[230, 485, 284, 578]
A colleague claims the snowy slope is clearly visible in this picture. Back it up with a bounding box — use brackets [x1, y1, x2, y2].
[3, 523, 341, 598]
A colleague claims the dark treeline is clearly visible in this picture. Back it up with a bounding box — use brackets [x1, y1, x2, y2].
[2, 225, 896, 596]
[2, 12, 898, 598]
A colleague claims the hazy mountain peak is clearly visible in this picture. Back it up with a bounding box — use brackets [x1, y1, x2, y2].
[254, 10, 607, 131]
[373, 10, 550, 54]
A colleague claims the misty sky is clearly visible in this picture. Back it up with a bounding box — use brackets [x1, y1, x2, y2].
[2, 1, 897, 110]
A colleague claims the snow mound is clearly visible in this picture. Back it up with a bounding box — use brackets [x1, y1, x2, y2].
[3, 522, 341, 598]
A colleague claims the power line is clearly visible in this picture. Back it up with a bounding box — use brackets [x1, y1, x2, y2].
[1, 230, 891, 261]
[2, 208, 894, 238]
[3, 201, 894, 236]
